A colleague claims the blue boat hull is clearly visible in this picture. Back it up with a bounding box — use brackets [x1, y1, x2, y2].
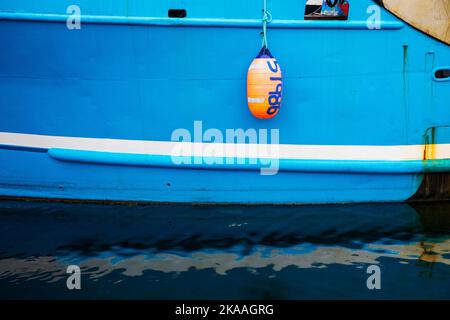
[0, 0, 449, 204]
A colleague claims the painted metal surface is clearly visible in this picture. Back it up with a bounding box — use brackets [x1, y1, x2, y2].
[0, 0, 449, 204]
[47, 148, 450, 174]
[0, 12, 404, 29]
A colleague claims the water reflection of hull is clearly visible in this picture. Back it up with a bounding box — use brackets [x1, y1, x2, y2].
[2, 239, 450, 283]
[1, 201, 450, 288]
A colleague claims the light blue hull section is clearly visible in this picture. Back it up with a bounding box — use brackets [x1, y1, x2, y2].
[0, 0, 449, 204]
[0, 148, 420, 204]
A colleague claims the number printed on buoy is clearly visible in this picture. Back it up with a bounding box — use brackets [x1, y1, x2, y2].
[247, 47, 283, 119]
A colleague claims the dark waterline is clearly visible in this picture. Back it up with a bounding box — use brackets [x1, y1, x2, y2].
[0, 200, 450, 299]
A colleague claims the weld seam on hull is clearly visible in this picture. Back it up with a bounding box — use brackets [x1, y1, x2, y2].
[46, 148, 450, 174]
[0, 12, 404, 30]
[0, 144, 47, 153]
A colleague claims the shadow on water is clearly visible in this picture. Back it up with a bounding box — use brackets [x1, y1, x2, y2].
[0, 200, 450, 299]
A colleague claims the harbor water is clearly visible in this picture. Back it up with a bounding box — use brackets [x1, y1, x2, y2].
[1, 200, 450, 299]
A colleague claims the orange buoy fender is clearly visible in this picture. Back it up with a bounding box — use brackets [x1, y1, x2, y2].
[247, 47, 283, 119]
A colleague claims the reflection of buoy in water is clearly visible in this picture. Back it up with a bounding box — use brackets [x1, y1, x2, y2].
[247, 47, 282, 119]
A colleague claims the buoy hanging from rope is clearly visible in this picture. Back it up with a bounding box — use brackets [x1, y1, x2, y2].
[247, 0, 283, 119]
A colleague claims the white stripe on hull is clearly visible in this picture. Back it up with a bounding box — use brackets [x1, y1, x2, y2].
[0, 132, 449, 161]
